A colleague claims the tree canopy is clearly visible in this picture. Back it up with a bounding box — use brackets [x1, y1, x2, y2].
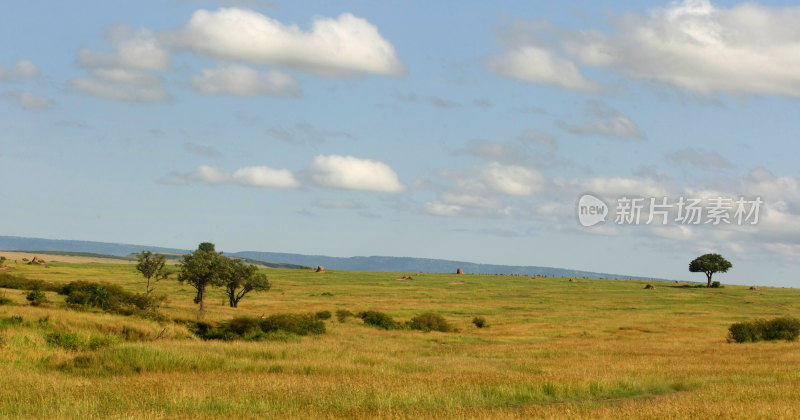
[689, 253, 732, 287]
[220, 257, 271, 308]
[178, 242, 224, 315]
[135, 251, 170, 296]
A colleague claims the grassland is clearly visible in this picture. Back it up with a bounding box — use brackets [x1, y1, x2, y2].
[1, 259, 799, 419]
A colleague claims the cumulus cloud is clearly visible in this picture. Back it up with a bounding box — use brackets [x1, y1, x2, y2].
[556, 102, 642, 139]
[556, 175, 674, 198]
[487, 45, 600, 92]
[192, 64, 298, 96]
[0, 59, 39, 81]
[491, 0, 800, 97]
[3, 91, 53, 109]
[167, 164, 300, 188]
[482, 163, 544, 196]
[308, 155, 405, 193]
[460, 140, 532, 165]
[78, 25, 170, 71]
[424, 202, 462, 217]
[666, 148, 731, 169]
[72, 25, 171, 102]
[168, 8, 405, 76]
[70, 68, 169, 102]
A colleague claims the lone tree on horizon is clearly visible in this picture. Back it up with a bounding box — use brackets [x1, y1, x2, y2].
[178, 242, 223, 315]
[135, 251, 170, 297]
[689, 253, 732, 287]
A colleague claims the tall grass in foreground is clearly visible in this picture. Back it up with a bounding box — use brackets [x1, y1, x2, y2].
[1, 262, 799, 418]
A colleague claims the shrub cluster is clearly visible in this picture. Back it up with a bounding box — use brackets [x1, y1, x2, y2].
[336, 309, 354, 323]
[315, 310, 332, 320]
[59, 281, 164, 315]
[45, 331, 117, 351]
[472, 316, 488, 328]
[357, 311, 403, 330]
[710, 281, 722, 288]
[0, 273, 58, 292]
[26, 289, 49, 306]
[407, 313, 457, 332]
[728, 317, 800, 343]
[184, 313, 326, 341]
[0, 292, 12, 306]
[355, 311, 458, 333]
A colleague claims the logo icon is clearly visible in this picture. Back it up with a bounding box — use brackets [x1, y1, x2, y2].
[577, 194, 608, 227]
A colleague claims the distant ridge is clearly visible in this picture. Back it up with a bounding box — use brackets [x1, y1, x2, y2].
[0, 235, 668, 281]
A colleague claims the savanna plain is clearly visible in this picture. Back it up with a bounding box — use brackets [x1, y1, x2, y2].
[1, 253, 799, 419]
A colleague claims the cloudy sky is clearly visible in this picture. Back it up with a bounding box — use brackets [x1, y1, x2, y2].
[2, 0, 799, 286]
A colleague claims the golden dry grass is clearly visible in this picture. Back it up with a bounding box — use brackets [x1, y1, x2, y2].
[1, 261, 799, 418]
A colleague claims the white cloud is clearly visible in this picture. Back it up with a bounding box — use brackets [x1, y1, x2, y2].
[424, 202, 462, 217]
[482, 163, 544, 196]
[72, 25, 170, 102]
[0, 59, 39, 81]
[70, 68, 169, 102]
[558, 175, 673, 198]
[308, 155, 405, 193]
[3, 91, 53, 109]
[78, 25, 170, 71]
[501, 0, 800, 97]
[192, 64, 298, 96]
[169, 8, 405, 77]
[557, 102, 642, 139]
[666, 148, 731, 169]
[175, 164, 300, 188]
[487, 46, 600, 92]
[231, 165, 300, 188]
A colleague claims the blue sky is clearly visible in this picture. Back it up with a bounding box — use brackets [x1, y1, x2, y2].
[2, 0, 799, 286]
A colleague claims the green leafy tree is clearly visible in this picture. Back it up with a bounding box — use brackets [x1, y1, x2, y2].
[689, 253, 732, 288]
[135, 251, 170, 296]
[178, 242, 223, 315]
[220, 258, 271, 308]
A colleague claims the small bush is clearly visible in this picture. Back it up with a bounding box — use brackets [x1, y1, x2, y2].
[45, 331, 116, 351]
[1, 315, 24, 327]
[728, 321, 760, 343]
[46, 331, 84, 351]
[472, 316, 488, 328]
[315, 310, 332, 320]
[60, 281, 163, 314]
[728, 316, 800, 343]
[26, 289, 49, 306]
[336, 309, 354, 323]
[710, 281, 722, 288]
[0, 273, 58, 291]
[761, 317, 800, 341]
[261, 314, 326, 336]
[320, 292, 334, 297]
[0, 292, 12, 306]
[188, 314, 326, 341]
[357, 311, 402, 330]
[407, 313, 456, 332]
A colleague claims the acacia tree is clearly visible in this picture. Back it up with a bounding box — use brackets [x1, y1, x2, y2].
[220, 258, 271, 308]
[689, 253, 732, 287]
[178, 242, 223, 315]
[135, 251, 170, 296]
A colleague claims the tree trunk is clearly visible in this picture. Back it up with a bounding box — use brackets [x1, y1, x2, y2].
[145, 277, 152, 297]
[706, 272, 713, 288]
[197, 286, 206, 316]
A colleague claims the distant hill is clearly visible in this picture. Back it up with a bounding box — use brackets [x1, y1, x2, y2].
[0, 235, 668, 281]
